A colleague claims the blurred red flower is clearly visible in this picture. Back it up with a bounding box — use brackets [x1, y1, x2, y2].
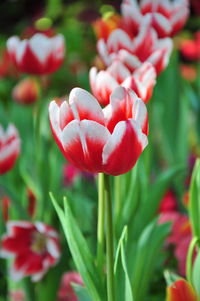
[90, 61, 156, 106]
[0, 221, 60, 281]
[0, 124, 20, 175]
[166, 279, 199, 301]
[159, 212, 192, 275]
[121, 0, 189, 38]
[12, 77, 40, 105]
[7, 33, 65, 75]
[97, 23, 173, 75]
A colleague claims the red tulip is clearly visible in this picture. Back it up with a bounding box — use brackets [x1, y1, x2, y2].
[180, 32, 200, 61]
[0, 221, 60, 281]
[7, 33, 65, 75]
[121, 0, 189, 38]
[12, 77, 40, 104]
[57, 271, 83, 301]
[49, 86, 148, 176]
[97, 22, 173, 74]
[0, 124, 20, 174]
[159, 190, 178, 213]
[90, 61, 156, 106]
[166, 279, 199, 301]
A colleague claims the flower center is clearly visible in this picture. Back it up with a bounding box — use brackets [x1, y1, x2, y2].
[31, 232, 47, 253]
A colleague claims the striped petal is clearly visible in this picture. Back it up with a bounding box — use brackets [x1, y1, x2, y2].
[68, 88, 105, 125]
[61, 120, 110, 173]
[89, 67, 118, 106]
[104, 86, 148, 135]
[103, 119, 148, 176]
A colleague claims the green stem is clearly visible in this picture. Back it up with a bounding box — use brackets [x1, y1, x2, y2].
[114, 176, 121, 222]
[104, 174, 115, 301]
[186, 236, 199, 284]
[97, 173, 105, 272]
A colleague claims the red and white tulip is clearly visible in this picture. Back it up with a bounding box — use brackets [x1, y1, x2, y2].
[0, 221, 60, 281]
[97, 23, 173, 74]
[121, 0, 189, 38]
[7, 33, 65, 75]
[89, 61, 156, 106]
[49, 86, 148, 176]
[0, 124, 20, 175]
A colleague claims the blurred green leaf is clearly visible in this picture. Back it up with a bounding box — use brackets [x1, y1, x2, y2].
[192, 251, 200, 296]
[131, 219, 170, 301]
[189, 159, 200, 239]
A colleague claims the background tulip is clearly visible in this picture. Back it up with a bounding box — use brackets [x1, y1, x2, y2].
[0, 124, 20, 175]
[7, 33, 65, 75]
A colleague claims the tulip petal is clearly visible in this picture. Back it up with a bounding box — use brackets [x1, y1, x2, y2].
[89, 67, 118, 106]
[97, 39, 111, 66]
[107, 61, 131, 84]
[49, 101, 65, 154]
[107, 29, 132, 53]
[104, 86, 148, 135]
[103, 119, 148, 176]
[166, 279, 199, 301]
[69, 88, 105, 125]
[62, 119, 110, 172]
[29, 34, 52, 63]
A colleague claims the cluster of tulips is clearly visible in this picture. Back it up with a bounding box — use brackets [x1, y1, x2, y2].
[0, 0, 200, 300]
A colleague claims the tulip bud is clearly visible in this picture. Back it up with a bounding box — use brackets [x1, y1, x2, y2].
[12, 77, 40, 104]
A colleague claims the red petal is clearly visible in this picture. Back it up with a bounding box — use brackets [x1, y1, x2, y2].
[61, 120, 110, 173]
[103, 119, 148, 175]
[166, 279, 199, 301]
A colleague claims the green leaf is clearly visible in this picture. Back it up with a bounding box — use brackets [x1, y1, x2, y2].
[135, 166, 183, 235]
[50, 193, 105, 301]
[73, 284, 92, 301]
[192, 251, 200, 296]
[164, 270, 181, 286]
[114, 226, 134, 301]
[131, 218, 170, 301]
[189, 159, 200, 239]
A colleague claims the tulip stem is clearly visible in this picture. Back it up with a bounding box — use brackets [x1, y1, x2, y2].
[114, 175, 121, 222]
[186, 236, 199, 284]
[97, 173, 105, 273]
[104, 174, 115, 301]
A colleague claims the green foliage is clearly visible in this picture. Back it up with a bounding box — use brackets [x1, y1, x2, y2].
[51, 193, 106, 301]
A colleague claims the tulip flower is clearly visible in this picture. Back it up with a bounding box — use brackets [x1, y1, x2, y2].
[57, 271, 83, 301]
[7, 33, 65, 75]
[159, 190, 178, 213]
[90, 61, 156, 106]
[180, 32, 200, 62]
[121, 0, 189, 38]
[92, 12, 122, 41]
[12, 77, 40, 104]
[49, 86, 148, 176]
[0, 221, 60, 281]
[97, 21, 173, 74]
[166, 279, 199, 301]
[0, 124, 20, 175]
